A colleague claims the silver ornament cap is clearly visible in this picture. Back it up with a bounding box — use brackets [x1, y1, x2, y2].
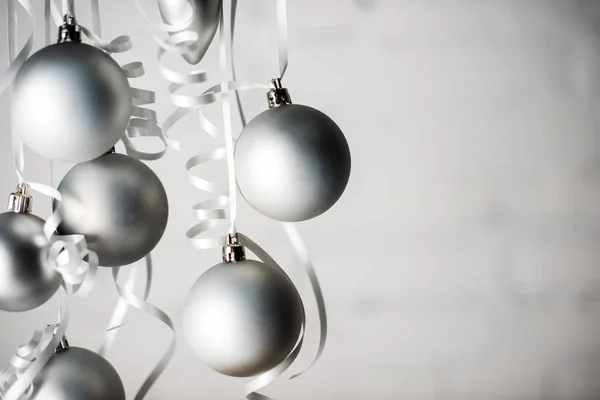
[57, 14, 82, 43]
[222, 232, 245, 262]
[267, 78, 291, 108]
[7, 183, 32, 213]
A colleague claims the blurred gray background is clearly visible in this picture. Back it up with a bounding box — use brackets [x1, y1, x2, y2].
[2, 0, 600, 398]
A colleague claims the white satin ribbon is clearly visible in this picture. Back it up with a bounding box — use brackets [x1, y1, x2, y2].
[110, 256, 176, 400]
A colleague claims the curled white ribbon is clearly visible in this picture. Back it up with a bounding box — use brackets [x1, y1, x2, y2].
[111, 256, 176, 400]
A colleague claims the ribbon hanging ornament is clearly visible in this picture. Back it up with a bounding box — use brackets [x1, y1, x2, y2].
[131, 0, 329, 398]
[0, 2, 98, 397]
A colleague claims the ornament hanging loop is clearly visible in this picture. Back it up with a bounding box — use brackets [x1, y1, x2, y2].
[58, 14, 82, 43]
[222, 233, 246, 262]
[267, 78, 291, 108]
[7, 183, 32, 213]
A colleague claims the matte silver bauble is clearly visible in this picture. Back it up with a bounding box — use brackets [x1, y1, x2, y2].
[235, 104, 351, 222]
[0, 212, 62, 312]
[55, 153, 169, 267]
[182, 259, 304, 377]
[31, 347, 126, 400]
[12, 42, 131, 163]
[158, 0, 221, 65]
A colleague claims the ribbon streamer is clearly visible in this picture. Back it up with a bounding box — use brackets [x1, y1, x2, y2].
[0, 0, 33, 96]
[111, 260, 176, 400]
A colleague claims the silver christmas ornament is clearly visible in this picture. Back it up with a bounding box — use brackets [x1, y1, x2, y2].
[182, 235, 304, 377]
[157, 0, 221, 65]
[235, 79, 351, 222]
[0, 185, 62, 312]
[12, 15, 131, 163]
[56, 153, 169, 267]
[31, 346, 126, 400]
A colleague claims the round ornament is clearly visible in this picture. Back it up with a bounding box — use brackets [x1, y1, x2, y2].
[235, 99, 351, 222]
[182, 259, 304, 377]
[31, 347, 126, 400]
[0, 212, 62, 312]
[157, 0, 221, 65]
[12, 41, 131, 163]
[55, 153, 169, 267]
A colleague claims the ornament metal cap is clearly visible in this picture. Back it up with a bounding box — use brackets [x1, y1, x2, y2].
[267, 78, 291, 108]
[56, 336, 70, 353]
[58, 14, 82, 43]
[222, 233, 246, 262]
[47, 324, 70, 352]
[7, 183, 32, 213]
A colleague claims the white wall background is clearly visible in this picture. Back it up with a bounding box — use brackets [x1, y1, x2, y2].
[2, 0, 600, 398]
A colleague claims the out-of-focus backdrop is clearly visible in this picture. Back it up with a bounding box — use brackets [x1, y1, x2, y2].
[2, 0, 600, 398]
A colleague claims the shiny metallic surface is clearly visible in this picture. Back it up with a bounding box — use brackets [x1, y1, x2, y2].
[12, 42, 131, 163]
[56, 153, 169, 267]
[0, 212, 62, 312]
[235, 104, 352, 222]
[267, 78, 292, 108]
[157, 0, 221, 65]
[31, 347, 126, 400]
[7, 183, 32, 213]
[182, 259, 304, 377]
[56, 336, 70, 352]
[222, 232, 246, 262]
[57, 14, 82, 43]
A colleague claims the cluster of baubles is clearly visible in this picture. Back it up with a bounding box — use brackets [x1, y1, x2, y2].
[170, 2, 351, 380]
[0, 13, 166, 397]
[0, 0, 352, 392]
[11, 14, 170, 271]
